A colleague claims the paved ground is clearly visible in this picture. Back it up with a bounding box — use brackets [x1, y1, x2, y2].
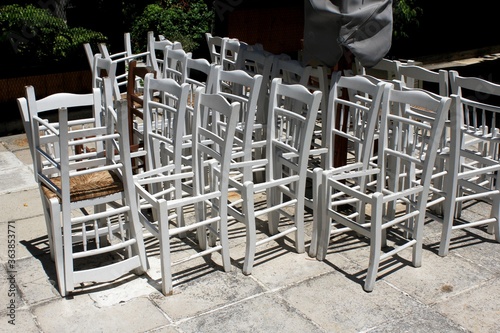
[0, 133, 499, 333]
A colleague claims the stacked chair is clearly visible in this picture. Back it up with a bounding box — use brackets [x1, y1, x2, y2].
[316, 81, 451, 291]
[227, 78, 322, 274]
[308, 73, 390, 258]
[436, 71, 500, 256]
[134, 74, 239, 295]
[21, 78, 148, 296]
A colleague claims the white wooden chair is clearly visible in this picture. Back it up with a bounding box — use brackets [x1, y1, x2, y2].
[308, 73, 390, 258]
[271, 57, 330, 229]
[317, 87, 451, 292]
[436, 71, 500, 256]
[227, 78, 322, 274]
[27, 80, 148, 296]
[134, 80, 240, 295]
[146, 31, 182, 78]
[136, 73, 190, 242]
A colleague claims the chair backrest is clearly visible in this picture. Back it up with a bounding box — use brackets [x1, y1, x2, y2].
[398, 64, 449, 96]
[22, 85, 102, 173]
[192, 87, 241, 196]
[235, 44, 270, 75]
[92, 54, 121, 101]
[378, 86, 451, 197]
[449, 70, 500, 159]
[183, 58, 217, 139]
[163, 47, 190, 83]
[271, 58, 310, 85]
[266, 78, 322, 182]
[98, 32, 133, 60]
[25, 83, 105, 180]
[83, 43, 95, 69]
[213, 66, 263, 181]
[356, 57, 403, 81]
[147, 31, 182, 77]
[205, 33, 225, 64]
[324, 72, 390, 171]
[141, 73, 190, 171]
[221, 38, 240, 71]
[96, 33, 150, 94]
[126, 60, 156, 144]
[235, 45, 275, 125]
[185, 56, 213, 92]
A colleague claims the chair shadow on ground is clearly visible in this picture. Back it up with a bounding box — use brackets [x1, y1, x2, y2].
[424, 200, 499, 255]
[425, 223, 498, 255]
[142, 230, 230, 293]
[317, 230, 414, 291]
[20, 235, 59, 289]
[21, 235, 152, 298]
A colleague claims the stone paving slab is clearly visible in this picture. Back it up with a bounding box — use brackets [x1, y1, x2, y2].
[279, 272, 421, 332]
[434, 278, 500, 333]
[0, 308, 39, 332]
[0, 216, 50, 261]
[0, 188, 44, 224]
[33, 296, 170, 333]
[383, 248, 496, 305]
[177, 292, 325, 333]
[150, 260, 266, 321]
[0, 151, 37, 195]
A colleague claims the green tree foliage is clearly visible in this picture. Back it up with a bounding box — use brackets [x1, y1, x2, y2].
[0, 4, 107, 67]
[130, 0, 214, 53]
[392, 0, 422, 40]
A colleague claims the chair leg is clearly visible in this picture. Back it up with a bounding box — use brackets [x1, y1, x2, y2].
[308, 169, 322, 257]
[364, 194, 383, 292]
[158, 202, 174, 296]
[294, 195, 306, 254]
[48, 198, 66, 296]
[488, 194, 500, 240]
[218, 197, 232, 272]
[243, 182, 257, 275]
[438, 168, 459, 257]
[412, 215, 425, 268]
[309, 168, 322, 258]
[316, 181, 330, 261]
[40, 190, 56, 261]
[267, 186, 281, 235]
[124, 183, 148, 274]
[174, 177, 187, 239]
[196, 201, 208, 251]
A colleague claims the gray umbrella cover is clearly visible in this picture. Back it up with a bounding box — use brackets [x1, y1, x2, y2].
[303, 0, 393, 68]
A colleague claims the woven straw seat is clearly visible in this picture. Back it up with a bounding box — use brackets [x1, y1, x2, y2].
[42, 170, 123, 203]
